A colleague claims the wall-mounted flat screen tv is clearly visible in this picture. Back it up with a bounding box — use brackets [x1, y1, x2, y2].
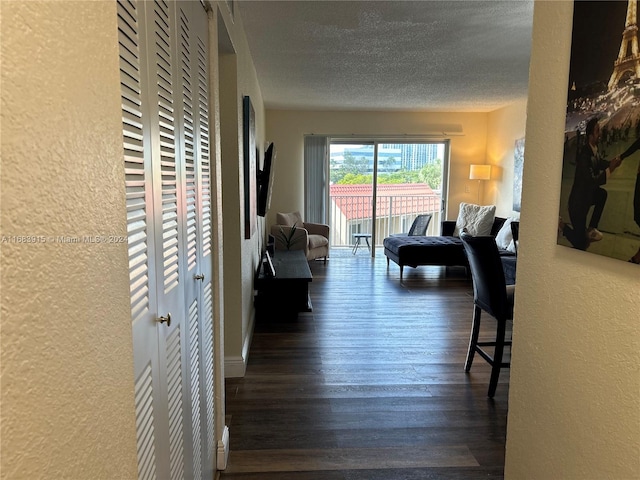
[257, 142, 275, 217]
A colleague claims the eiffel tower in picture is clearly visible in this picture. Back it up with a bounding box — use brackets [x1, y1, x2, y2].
[608, 0, 640, 91]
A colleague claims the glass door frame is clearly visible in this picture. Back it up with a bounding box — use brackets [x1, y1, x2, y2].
[327, 137, 451, 258]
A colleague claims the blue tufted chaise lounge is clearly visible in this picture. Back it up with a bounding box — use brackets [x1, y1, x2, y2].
[383, 217, 517, 280]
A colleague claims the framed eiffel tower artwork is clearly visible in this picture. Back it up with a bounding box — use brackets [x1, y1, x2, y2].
[558, 0, 640, 265]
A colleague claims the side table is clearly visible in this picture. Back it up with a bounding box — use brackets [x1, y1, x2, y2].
[352, 233, 372, 254]
[254, 249, 313, 317]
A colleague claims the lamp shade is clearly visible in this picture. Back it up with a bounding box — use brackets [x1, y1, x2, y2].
[469, 164, 491, 180]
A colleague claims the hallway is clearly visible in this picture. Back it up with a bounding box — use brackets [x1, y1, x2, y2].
[221, 253, 510, 479]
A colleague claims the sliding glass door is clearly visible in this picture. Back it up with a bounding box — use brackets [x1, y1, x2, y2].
[328, 139, 449, 255]
[329, 142, 375, 249]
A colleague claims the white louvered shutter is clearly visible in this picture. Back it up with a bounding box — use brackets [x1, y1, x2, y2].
[176, 2, 215, 477]
[193, 4, 215, 475]
[197, 33, 216, 476]
[117, 0, 214, 478]
[118, 1, 167, 478]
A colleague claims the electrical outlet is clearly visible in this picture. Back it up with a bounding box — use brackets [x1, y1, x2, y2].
[464, 184, 470, 193]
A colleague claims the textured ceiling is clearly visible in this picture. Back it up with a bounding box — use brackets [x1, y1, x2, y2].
[236, 0, 534, 112]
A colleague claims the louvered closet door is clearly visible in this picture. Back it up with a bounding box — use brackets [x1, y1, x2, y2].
[145, 1, 195, 479]
[118, 0, 213, 479]
[175, 2, 214, 478]
[118, 1, 169, 478]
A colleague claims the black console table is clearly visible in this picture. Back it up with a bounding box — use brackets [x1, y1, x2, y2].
[254, 249, 313, 317]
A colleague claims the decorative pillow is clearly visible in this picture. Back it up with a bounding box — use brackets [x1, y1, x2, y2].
[276, 211, 303, 227]
[495, 217, 514, 250]
[453, 203, 496, 237]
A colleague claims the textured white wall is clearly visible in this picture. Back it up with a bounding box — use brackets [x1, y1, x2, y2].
[505, 2, 640, 478]
[216, 6, 266, 376]
[0, 2, 138, 478]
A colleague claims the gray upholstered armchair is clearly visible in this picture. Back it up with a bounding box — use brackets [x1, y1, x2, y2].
[270, 211, 330, 262]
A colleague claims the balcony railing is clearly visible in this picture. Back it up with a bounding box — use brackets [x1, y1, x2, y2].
[328, 194, 442, 247]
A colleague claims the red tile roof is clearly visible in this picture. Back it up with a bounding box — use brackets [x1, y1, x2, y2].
[330, 183, 441, 220]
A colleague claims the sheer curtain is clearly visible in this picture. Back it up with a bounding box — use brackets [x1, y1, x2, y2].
[304, 135, 328, 223]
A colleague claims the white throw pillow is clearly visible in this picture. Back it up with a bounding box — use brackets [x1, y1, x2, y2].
[454, 203, 496, 237]
[495, 217, 514, 250]
[277, 211, 303, 227]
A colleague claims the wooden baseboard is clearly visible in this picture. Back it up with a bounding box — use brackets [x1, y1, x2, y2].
[224, 310, 255, 377]
[224, 355, 246, 377]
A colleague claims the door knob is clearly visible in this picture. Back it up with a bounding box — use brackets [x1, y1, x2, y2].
[157, 313, 171, 327]
[194, 274, 205, 281]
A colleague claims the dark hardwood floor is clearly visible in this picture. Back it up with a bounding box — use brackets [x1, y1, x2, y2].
[221, 249, 511, 479]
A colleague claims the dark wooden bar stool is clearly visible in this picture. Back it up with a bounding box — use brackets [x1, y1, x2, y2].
[460, 232, 514, 398]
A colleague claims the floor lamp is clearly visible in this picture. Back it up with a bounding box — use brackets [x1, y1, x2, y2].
[469, 164, 491, 205]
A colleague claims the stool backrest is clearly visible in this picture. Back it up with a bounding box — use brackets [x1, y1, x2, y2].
[460, 232, 509, 321]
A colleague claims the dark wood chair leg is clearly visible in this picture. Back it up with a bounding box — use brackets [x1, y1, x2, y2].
[465, 305, 482, 372]
[487, 319, 507, 398]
